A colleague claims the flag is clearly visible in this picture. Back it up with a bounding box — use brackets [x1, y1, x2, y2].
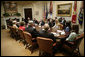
[49, 1, 53, 14]
[78, 1, 84, 26]
[72, 1, 77, 23]
[78, 9, 83, 25]
[43, 4, 46, 20]
[49, 1, 53, 19]
[46, 3, 48, 19]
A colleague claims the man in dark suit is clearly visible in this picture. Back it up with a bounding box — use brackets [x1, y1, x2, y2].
[41, 20, 45, 26]
[25, 21, 39, 42]
[61, 18, 66, 29]
[39, 24, 56, 43]
[33, 18, 39, 25]
[9, 18, 13, 26]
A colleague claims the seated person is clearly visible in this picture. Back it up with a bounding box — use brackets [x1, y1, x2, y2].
[58, 23, 63, 30]
[52, 19, 60, 30]
[39, 20, 45, 26]
[65, 26, 70, 32]
[19, 21, 25, 31]
[52, 19, 63, 31]
[16, 22, 20, 28]
[66, 30, 78, 41]
[9, 18, 13, 26]
[39, 24, 56, 43]
[25, 21, 39, 42]
[33, 18, 39, 25]
[51, 19, 55, 27]
[61, 18, 66, 29]
[13, 21, 18, 28]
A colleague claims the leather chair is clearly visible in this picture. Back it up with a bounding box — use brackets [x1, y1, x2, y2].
[14, 28, 20, 41]
[23, 32, 38, 54]
[62, 32, 84, 56]
[10, 27, 16, 38]
[18, 29, 26, 45]
[37, 37, 57, 56]
[72, 24, 79, 34]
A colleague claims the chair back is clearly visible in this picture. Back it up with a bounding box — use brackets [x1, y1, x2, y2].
[72, 24, 79, 34]
[11, 27, 15, 34]
[8, 26, 12, 31]
[18, 29, 25, 40]
[23, 32, 33, 45]
[37, 37, 53, 55]
[75, 32, 84, 48]
[9, 26, 13, 34]
[12, 27, 17, 36]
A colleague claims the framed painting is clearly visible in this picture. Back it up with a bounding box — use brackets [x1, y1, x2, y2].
[57, 3, 72, 17]
[3, 1, 17, 15]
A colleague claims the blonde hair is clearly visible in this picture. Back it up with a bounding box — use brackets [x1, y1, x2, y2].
[55, 19, 59, 24]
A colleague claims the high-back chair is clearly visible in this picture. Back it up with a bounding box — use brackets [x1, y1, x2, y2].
[12, 27, 17, 38]
[37, 37, 55, 56]
[8, 26, 14, 37]
[18, 29, 25, 40]
[10, 27, 16, 38]
[18, 29, 26, 45]
[23, 32, 38, 53]
[72, 24, 79, 34]
[62, 32, 84, 56]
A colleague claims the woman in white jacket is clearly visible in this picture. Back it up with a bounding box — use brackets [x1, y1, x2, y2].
[52, 19, 63, 31]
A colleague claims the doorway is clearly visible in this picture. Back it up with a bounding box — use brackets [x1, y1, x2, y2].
[24, 8, 32, 20]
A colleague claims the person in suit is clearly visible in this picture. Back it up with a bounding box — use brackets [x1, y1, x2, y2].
[38, 24, 59, 52]
[39, 20, 45, 26]
[61, 18, 66, 29]
[9, 18, 13, 26]
[25, 21, 39, 42]
[33, 18, 39, 25]
[39, 24, 56, 43]
[51, 19, 55, 27]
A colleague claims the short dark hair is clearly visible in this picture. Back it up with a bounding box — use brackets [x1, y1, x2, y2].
[71, 30, 75, 32]
[20, 21, 25, 26]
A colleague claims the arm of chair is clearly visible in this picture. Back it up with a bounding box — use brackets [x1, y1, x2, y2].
[65, 41, 75, 46]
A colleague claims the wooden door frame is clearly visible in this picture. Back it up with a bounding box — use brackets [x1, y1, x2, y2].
[23, 7, 33, 19]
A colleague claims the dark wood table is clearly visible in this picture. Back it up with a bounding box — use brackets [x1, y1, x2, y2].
[55, 35, 68, 39]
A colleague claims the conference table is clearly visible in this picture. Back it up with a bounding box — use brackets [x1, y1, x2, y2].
[34, 25, 69, 40]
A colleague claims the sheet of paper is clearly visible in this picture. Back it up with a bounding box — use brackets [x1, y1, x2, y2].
[51, 32, 60, 36]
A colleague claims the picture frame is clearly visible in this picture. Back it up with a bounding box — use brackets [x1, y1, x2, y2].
[3, 1, 17, 15]
[57, 3, 72, 17]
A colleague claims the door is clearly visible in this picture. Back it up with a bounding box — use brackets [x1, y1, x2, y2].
[24, 8, 32, 20]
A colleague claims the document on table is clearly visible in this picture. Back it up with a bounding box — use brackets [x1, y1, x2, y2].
[51, 32, 60, 36]
[57, 30, 65, 35]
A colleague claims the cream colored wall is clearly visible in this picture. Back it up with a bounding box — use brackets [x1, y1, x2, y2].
[17, 1, 44, 21]
[1, 2, 5, 26]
